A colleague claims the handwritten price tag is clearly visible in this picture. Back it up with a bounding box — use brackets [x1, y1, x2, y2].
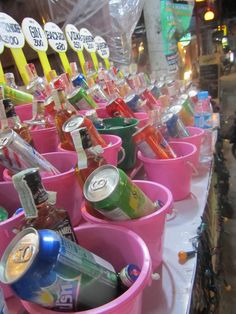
[0, 12, 25, 48]
[44, 22, 67, 53]
[22, 18, 48, 52]
[65, 24, 83, 52]
[80, 28, 96, 53]
[94, 36, 109, 59]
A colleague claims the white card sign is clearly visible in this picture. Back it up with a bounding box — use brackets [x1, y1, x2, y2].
[44, 22, 67, 53]
[65, 24, 83, 52]
[22, 18, 48, 52]
[0, 12, 25, 48]
[94, 36, 109, 59]
[80, 28, 96, 53]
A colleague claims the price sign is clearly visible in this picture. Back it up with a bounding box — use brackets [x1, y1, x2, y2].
[65, 24, 83, 51]
[80, 28, 96, 53]
[44, 22, 67, 53]
[0, 12, 25, 48]
[94, 36, 109, 59]
[0, 12, 29, 84]
[22, 18, 48, 51]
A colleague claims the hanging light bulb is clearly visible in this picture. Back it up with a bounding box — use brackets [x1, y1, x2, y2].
[204, 8, 215, 21]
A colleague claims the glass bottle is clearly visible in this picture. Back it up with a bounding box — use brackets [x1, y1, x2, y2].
[53, 88, 77, 145]
[25, 63, 52, 101]
[71, 127, 107, 189]
[12, 168, 77, 242]
[2, 98, 34, 146]
[25, 99, 54, 130]
[4, 72, 18, 89]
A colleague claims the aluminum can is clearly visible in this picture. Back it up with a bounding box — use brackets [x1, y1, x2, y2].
[147, 84, 160, 99]
[83, 165, 156, 220]
[72, 74, 89, 90]
[132, 124, 177, 159]
[169, 95, 194, 126]
[62, 115, 106, 148]
[106, 98, 135, 118]
[0, 129, 60, 175]
[140, 89, 160, 109]
[0, 207, 8, 222]
[1, 84, 33, 105]
[162, 112, 189, 138]
[124, 94, 140, 112]
[67, 87, 97, 110]
[0, 228, 118, 311]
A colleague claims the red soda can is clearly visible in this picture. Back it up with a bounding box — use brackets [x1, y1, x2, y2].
[132, 124, 176, 159]
[106, 98, 135, 118]
[62, 115, 107, 150]
[140, 89, 161, 109]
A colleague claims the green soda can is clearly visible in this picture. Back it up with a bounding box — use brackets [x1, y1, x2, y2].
[1, 84, 34, 105]
[83, 165, 156, 220]
[67, 87, 97, 110]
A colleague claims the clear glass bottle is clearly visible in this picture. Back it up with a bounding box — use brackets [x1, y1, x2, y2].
[4, 72, 18, 89]
[25, 99, 54, 130]
[2, 98, 34, 146]
[53, 89, 77, 145]
[25, 63, 52, 101]
[12, 168, 77, 242]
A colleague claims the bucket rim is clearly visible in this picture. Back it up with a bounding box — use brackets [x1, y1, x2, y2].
[138, 141, 197, 164]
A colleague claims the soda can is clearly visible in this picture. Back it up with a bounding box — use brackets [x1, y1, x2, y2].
[87, 84, 109, 104]
[0, 227, 118, 311]
[106, 98, 135, 118]
[162, 112, 189, 138]
[0, 129, 60, 175]
[72, 74, 89, 90]
[62, 115, 107, 148]
[0, 84, 34, 105]
[67, 87, 97, 110]
[140, 89, 160, 109]
[124, 94, 140, 112]
[0, 206, 8, 222]
[147, 84, 160, 99]
[132, 124, 176, 159]
[83, 164, 156, 220]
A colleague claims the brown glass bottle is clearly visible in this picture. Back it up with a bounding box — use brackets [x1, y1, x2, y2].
[12, 168, 77, 243]
[71, 127, 107, 189]
[53, 89, 76, 147]
[3, 99, 34, 146]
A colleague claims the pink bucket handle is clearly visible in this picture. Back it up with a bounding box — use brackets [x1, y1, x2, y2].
[117, 147, 126, 165]
[186, 161, 199, 176]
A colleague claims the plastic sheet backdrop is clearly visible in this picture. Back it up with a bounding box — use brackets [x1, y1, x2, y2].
[45, 0, 144, 65]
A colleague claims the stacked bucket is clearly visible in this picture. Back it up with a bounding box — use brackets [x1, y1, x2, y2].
[0, 86, 206, 314]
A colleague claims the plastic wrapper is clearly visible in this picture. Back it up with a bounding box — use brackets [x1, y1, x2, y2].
[43, 0, 144, 66]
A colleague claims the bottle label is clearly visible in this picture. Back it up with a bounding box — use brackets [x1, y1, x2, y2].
[54, 218, 77, 243]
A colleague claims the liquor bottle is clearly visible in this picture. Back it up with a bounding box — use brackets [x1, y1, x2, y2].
[12, 168, 77, 242]
[53, 88, 77, 146]
[1, 98, 34, 146]
[117, 264, 140, 294]
[25, 63, 52, 101]
[71, 127, 107, 188]
[4, 72, 18, 89]
[25, 99, 54, 130]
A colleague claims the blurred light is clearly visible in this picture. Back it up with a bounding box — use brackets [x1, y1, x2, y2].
[195, 0, 205, 2]
[184, 70, 192, 81]
[138, 42, 144, 53]
[204, 9, 215, 21]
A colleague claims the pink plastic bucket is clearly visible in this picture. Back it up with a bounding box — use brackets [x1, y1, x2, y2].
[57, 134, 124, 166]
[170, 126, 204, 167]
[134, 112, 149, 128]
[82, 180, 173, 270]
[21, 224, 152, 314]
[30, 126, 59, 154]
[14, 103, 32, 122]
[138, 142, 197, 201]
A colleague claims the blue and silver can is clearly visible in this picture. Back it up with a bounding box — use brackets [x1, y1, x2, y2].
[162, 112, 189, 138]
[124, 94, 140, 112]
[0, 228, 118, 311]
[72, 74, 89, 90]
